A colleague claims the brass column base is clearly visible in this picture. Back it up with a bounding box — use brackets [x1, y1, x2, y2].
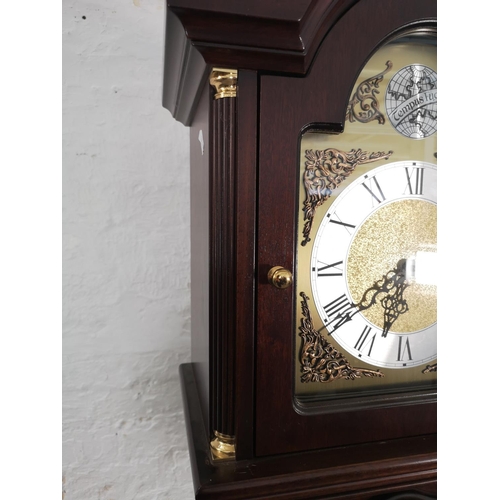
[210, 431, 236, 460]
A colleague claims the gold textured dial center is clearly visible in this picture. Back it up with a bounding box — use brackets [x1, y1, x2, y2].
[346, 199, 437, 333]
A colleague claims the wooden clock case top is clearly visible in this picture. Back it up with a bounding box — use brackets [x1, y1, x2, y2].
[163, 0, 437, 498]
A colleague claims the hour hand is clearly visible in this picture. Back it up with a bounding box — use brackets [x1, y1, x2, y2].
[380, 290, 409, 337]
[380, 259, 409, 337]
[354, 259, 409, 337]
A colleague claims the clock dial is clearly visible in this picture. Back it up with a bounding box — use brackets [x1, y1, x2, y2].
[294, 29, 437, 402]
[311, 161, 437, 369]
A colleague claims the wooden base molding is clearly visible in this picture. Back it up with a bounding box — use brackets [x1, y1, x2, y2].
[180, 363, 437, 500]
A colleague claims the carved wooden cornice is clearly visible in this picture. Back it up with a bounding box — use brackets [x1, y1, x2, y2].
[164, 0, 346, 125]
[167, 0, 354, 69]
[163, 0, 436, 125]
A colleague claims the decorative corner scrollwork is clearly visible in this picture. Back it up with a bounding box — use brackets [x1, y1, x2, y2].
[346, 60, 393, 124]
[298, 292, 384, 383]
[301, 148, 393, 246]
[423, 363, 437, 374]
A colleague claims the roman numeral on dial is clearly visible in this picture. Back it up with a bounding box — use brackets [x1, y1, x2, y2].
[327, 213, 356, 235]
[397, 336, 413, 362]
[405, 166, 424, 195]
[362, 175, 385, 205]
[329, 217, 356, 229]
[354, 326, 376, 357]
[324, 294, 351, 317]
[322, 294, 358, 332]
[316, 260, 343, 277]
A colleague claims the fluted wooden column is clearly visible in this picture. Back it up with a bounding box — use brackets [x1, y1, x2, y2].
[208, 68, 238, 459]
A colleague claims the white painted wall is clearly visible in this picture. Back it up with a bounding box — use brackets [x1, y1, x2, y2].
[62, 1, 193, 498]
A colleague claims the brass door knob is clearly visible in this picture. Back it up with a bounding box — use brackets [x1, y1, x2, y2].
[268, 266, 293, 289]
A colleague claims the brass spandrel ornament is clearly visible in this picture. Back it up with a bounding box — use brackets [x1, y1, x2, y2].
[298, 292, 384, 383]
[346, 61, 393, 125]
[423, 363, 437, 374]
[300, 148, 393, 246]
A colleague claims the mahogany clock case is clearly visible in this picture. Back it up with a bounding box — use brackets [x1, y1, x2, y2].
[163, 0, 437, 498]
[256, 26, 437, 456]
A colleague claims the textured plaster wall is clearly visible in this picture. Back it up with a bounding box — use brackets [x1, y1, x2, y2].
[62, 1, 193, 498]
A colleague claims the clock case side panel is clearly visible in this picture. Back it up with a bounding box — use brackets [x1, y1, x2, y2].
[256, 0, 437, 457]
[189, 81, 211, 432]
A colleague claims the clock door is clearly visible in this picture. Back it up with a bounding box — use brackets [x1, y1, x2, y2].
[255, 0, 437, 457]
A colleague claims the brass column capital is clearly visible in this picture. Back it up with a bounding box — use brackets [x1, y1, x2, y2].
[209, 68, 238, 99]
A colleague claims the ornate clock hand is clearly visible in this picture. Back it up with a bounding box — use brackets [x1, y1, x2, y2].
[353, 258, 409, 337]
[380, 260, 409, 337]
[317, 301, 360, 335]
[317, 310, 354, 335]
[316, 259, 410, 338]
